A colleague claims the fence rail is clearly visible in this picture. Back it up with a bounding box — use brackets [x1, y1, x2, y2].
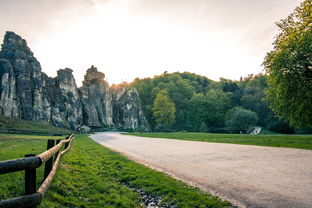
[0, 134, 74, 208]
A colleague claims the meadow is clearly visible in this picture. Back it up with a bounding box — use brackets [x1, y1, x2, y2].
[127, 132, 312, 150]
[0, 133, 231, 208]
[0, 115, 71, 135]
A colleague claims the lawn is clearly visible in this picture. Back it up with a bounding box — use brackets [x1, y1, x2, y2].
[0, 133, 231, 208]
[126, 132, 312, 150]
[0, 134, 64, 201]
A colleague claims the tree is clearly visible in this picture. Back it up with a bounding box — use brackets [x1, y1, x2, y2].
[265, 113, 294, 134]
[263, 0, 312, 127]
[152, 90, 176, 130]
[199, 122, 208, 132]
[225, 107, 258, 134]
[187, 90, 233, 131]
[205, 89, 233, 127]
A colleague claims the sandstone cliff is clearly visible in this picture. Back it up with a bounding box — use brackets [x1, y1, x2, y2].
[0, 31, 148, 130]
[79, 65, 113, 127]
[111, 85, 148, 129]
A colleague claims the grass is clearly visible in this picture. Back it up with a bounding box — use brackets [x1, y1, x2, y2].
[0, 115, 71, 135]
[126, 132, 312, 150]
[0, 133, 231, 208]
[0, 133, 64, 200]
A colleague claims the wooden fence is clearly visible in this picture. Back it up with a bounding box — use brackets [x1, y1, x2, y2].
[0, 134, 74, 208]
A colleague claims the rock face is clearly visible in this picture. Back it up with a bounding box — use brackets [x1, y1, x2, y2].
[48, 68, 83, 129]
[79, 66, 113, 127]
[0, 58, 19, 118]
[0, 31, 148, 130]
[0, 32, 47, 121]
[111, 85, 148, 129]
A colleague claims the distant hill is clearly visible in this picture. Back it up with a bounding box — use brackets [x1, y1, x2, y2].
[130, 72, 310, 134]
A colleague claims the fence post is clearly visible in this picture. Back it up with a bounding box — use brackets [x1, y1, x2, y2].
[44, 140, 55, 179]
[25, 154, 37, 196]
[54, 139, 61, 162]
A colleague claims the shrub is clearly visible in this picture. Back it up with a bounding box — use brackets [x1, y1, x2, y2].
[225, 107, 258, 134]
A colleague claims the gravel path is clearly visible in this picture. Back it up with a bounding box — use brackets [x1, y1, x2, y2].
[90, 132, 312, 208]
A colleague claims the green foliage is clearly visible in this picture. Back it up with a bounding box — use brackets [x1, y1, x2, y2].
[152, 90, 176, 130]
[263, 0, 312, 127]
[265, 113, 295, 134]
[127, 132, 312, 150]
[131, 72, 214, 130]
[188, 90, 232, 131]
[0, 134, 230, 207]
[205, 89, 233, 127]
[225, 107, 258, 134]
[131, 71, 300, 133]
[199, 122, 208, 132]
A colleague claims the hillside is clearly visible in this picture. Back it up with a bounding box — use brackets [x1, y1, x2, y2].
[130, 72, 312, 134]
[0, 115, 71, 135]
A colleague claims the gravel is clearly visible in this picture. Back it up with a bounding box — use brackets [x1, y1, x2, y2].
[91, 132, 312, 208]
[121, 183, 173, 208]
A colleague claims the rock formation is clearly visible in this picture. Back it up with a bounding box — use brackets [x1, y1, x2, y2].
[111, 85, 148, 129]
[0, 58, 19, 118]
[0, 31, 47, 121]
[79, 65, 113, 127]
[0, 31, 148, 130]
[47, 68, 83, 129]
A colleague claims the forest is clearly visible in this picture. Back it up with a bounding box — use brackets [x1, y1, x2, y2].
[129, 72, 310, 134]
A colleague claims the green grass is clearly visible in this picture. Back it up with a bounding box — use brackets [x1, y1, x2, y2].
[0, 134, 64, 200]
[0, 134, 230, 208]
[126, 132, 312, 150]
[0, 115, 71, 134]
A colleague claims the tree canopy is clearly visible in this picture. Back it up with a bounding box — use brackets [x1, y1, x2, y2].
[225, 107, 258, 133]
[263, 0, 312, 127]
[152, 89, 176, 130]
[130, 71, 300, 133]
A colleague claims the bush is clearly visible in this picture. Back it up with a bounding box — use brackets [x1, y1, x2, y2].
[199, 122, 207, 132]
[225, 107, 258, 134]
[267, 119, 295, 134]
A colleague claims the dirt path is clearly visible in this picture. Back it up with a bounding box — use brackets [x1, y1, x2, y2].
[90, 132, 312, 208]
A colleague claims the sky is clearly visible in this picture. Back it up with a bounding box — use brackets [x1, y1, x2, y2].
[0, 0, 302, 86]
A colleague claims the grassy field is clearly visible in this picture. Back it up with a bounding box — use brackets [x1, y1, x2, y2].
[0, 115, 71, 135]
[0, 134, 64, 200]
[0, 133, 231, 208]
[126, 132, 312, 150]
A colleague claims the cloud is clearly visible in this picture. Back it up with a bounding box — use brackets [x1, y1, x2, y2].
[0, 0, 303, 85]
[129, 0, 302, 54]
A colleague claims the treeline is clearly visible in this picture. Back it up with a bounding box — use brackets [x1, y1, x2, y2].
[129, 72, 310, 134]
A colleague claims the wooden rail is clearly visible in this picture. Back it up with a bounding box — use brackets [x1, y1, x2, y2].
[0, 134, 74, 208]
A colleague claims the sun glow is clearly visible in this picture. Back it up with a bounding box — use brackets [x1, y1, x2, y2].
[34, 1, 263, 86]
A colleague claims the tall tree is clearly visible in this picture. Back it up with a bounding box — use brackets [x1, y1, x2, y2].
[263, 0, 312, 127]
[152, 90, 176, 130]
[187, 89, 233, 131]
